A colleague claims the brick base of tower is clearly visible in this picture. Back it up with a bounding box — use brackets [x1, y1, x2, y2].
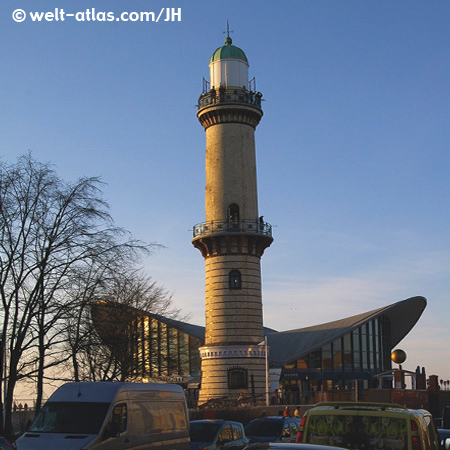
[198, 346, 267, 404]
[192, 240, 271, 405]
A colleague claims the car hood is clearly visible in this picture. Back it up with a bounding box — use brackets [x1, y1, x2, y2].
[15, 432, 97, 450]
[247, 436, 277, 443]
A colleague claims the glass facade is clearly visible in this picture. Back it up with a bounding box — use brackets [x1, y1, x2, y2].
[280, 315, 391, 392]
[125, 315, 202, 382]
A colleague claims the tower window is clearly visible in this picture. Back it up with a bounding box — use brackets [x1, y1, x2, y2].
[227, 204, 240, 230]
[229, 270, 241, 289]
[228, 367, 248, 389]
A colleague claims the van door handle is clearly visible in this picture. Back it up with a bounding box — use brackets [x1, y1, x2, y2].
[124, 438, 130, 443]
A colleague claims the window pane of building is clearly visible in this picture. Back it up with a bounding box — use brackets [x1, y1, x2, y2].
[159, 322, 168, 375]
[368, 321, 374, 370]
[352, 330, 361, 370]
[150, 319, 160, 377]
[322, 344, 332, 370]
[310, 350, 321, 370]
[333, 338, 342, 370]
[343, 333, 352, 372]
[374, 319, 380, 370]
[189, 336, 201, 375]
[297, 358, 308, 370]
[143, 317, 150, 374]
[179, 332, 189, 375]
[168, 327, 178, 374]
[361, 324, 368, 370]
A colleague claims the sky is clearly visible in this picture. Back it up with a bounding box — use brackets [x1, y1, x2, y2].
[2, 0, 450, 385]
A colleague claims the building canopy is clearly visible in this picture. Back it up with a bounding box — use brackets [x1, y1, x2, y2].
[93, 296, 425, 371]
[265, 296, 426, 367]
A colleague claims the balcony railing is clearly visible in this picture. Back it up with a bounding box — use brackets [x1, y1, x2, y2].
[197, 88, 263, 110]
[192, 220, 272, 239]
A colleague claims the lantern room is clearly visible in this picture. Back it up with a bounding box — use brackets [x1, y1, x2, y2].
[209, 36, 249, 89]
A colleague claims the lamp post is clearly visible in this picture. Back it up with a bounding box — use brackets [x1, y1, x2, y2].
[391, 349, 406, 389]
[265, 336, 269, 407]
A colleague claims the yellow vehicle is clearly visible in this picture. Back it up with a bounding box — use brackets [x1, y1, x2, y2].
[296, 402, 440, 450]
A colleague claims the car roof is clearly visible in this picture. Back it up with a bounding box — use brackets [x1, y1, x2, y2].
[250, 416, 301, 421]
[310, 402, 407, 411]
[306, 402, 433, 418]
[191, 420, 242, 425]
[49, 382, 184, 403]
[246, 443, 346, 450]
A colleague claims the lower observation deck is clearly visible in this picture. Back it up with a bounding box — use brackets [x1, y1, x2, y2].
[192, 219, 272, 239]
[192, 220, 273, 258]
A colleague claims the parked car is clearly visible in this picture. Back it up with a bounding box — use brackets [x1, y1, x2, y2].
[443, 407, 450, 430]
[296, 401, 440, 450]
[244, 442, 346, 450]
[245, 417, 303, 444]
[190, 420, 249, 450]
[438, 429, 450, 450]
[0, 436, 16, 449]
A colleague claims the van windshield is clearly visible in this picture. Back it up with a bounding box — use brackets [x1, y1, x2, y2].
[307, 414, 408, 450]
[29, 401, 110, 434]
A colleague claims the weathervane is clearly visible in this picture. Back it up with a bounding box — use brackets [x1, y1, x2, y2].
[223, 20, 234, 42]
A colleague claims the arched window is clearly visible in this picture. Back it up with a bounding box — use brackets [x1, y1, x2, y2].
[229, 270, 241, 289]
[227, 204, 239, 230]
[228, 367, 248, 389]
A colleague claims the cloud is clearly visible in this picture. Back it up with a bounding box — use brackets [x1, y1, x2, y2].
[261, 249, 450, 379]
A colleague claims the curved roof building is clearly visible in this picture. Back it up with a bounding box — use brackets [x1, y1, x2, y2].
[268, 296, 426, 367]
[91, 296, 426, 394]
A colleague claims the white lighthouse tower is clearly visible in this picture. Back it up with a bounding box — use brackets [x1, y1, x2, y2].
[192, 33, 273, 404]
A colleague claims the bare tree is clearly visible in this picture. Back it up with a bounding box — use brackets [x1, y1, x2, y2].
[64, 266, 182, 383]
[0, 154, 151, 437]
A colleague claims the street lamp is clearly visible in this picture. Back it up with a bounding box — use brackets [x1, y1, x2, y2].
[391, 349, 407, 389]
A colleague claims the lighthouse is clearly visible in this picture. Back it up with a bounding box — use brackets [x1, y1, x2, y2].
[192, 33, 273, 404]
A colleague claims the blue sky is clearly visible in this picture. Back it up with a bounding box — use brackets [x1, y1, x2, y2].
[2, 0, 450, 383]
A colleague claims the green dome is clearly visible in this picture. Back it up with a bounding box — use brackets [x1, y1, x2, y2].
[209, 36, 248, 65]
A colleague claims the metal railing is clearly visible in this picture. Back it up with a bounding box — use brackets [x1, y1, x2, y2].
[197, 88, 263, 110]
[192, 220, 272, 239]
[201, 77, 257, 94]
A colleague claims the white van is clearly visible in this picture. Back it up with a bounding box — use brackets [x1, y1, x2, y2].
[15, 382, 190, 450]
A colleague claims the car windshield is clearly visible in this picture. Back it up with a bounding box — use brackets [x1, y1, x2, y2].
[245, 420, 282, 437]
[306, 415, 408, 450]
[29, 401, 110, 434]
[190, 422, 221, 442]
